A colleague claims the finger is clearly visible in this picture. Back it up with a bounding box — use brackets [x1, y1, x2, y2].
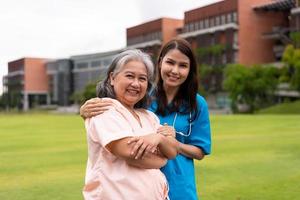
[135, 143, 147, 159]
[87, 98, 101, 104]
[88, 107, 109, 113]
[141, 151, 148, 160]
[89, 110, 105, 116]
[158, 131, 167, 136]
[87, 103, 113, 112]
[127, 137, 139, 145]
[158, 129, 172, 136]
[157, 126, 167, 131]
[158, 125, 172, 132]
[157, 127, 168, 134]
[86, 104, 110, 113]
[144, 145, 153, 154]
[89, 111, 103, 117]
[130, 139, 144, 156]
[99, 102, 114, 107]
[150, 146, 157, 154]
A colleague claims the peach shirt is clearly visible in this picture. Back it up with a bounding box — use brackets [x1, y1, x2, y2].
[83, 99, 168, 200]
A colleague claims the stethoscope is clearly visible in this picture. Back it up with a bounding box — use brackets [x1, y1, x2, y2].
[172, 112, 192, 137]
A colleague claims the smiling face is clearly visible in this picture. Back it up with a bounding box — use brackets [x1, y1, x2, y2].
[110, 60, 148, 108]
[160, 49, 190, 90]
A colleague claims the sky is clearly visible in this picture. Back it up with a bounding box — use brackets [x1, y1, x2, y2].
[0, 0, 221, 94]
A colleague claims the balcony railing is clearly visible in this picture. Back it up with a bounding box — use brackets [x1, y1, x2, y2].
[7, 70, 24, 77]
[126, 39, 162, 49]
[179, 23, 238, 38]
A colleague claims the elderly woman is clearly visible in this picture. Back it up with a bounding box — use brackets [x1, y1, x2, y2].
[83, 49, 178, 200]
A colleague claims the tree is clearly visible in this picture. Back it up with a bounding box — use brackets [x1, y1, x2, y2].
[282, 44, 300, 91]
[82, 83, 97, 101]
[198, 64, 224, 94]
[0, 93, 6, 110]
[223, 64, 279, 113]
[71, 82, 97, 105]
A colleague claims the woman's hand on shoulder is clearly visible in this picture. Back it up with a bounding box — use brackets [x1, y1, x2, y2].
[80, 97, 114, 119]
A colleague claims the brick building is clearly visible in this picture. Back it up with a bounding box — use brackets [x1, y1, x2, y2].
[126, 17, 183, 60]
[4, 58, 50, 110]
[3, 0, 299, 110]
[179, 0, 297, 66]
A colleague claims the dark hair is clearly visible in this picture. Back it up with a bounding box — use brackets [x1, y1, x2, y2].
[97, 49, 155, 109]
[155, 38, 198, 118]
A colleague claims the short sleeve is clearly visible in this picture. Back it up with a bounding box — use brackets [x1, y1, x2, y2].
[145, 110, 161, 130]
[188, 95, 212, 155]
[85, 108, 134, 147]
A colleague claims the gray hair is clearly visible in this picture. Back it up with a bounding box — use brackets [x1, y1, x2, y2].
[96, 49, 155, 108]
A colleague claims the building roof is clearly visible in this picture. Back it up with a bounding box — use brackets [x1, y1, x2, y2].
[70, 48, 124, 61]
[253, 0, 296, 12]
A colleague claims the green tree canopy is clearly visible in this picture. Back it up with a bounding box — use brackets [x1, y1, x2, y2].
[223, 64, 279, 113]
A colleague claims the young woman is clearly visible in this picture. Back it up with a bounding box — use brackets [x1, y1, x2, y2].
[83, 49, 177, 200]
[81, 38, 212, 200]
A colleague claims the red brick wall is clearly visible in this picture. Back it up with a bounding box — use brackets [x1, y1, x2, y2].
[185, 0, 238, 23]
[161, 18, 183, 44]
[8, 59, 25, 72]
[24, 58, 48, 92]
[238, 0, 288, 65]
[127, 19, 162, 39]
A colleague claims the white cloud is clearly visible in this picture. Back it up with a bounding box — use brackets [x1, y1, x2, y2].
[0, 0, 220, 94]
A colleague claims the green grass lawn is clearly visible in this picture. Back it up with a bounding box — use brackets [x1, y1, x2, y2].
[257, 100, 300, 114]
[0, 113, 299, 200]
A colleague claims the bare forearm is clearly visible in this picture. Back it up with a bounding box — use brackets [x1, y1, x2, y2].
[177, 142, 205, 160]
[158, 135, 178, 159]
[126, 153, 167, 169]
[107, 137, 167, 169]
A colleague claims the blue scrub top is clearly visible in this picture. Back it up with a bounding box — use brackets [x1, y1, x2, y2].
[149, 94, 211, 200]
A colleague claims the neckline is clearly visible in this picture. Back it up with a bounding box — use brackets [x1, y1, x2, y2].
[126, 108, 143, 128]
[107, 99, 144, 128]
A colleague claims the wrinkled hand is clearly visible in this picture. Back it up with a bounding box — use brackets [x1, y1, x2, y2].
[127, 134, 162, 159]
[80, 98, 114, 119]
[157, 124, 175, 138]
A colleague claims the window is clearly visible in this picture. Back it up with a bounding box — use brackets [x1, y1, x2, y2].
[222, 53, 227, 64]
[76, 62, 88, 69]
[200, 20, 204, 29]
[216, 16, 220, 26]
[205, 19, 209, 28]
[233, 12, 237, 23]
[227, 13, 232, 23]
[210, 17, 214, 27]
[234, 51, 239, 63]
[195, 21, 199, 30]
[221, 14, 226, 24]
[190, 23, 194, 31]
[103, 59, 111, 67]
[91, 60, 102, 68]
[184, 24, 189, 32]
[233, 31, 238, 46]
[158, 31, 162, 39]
